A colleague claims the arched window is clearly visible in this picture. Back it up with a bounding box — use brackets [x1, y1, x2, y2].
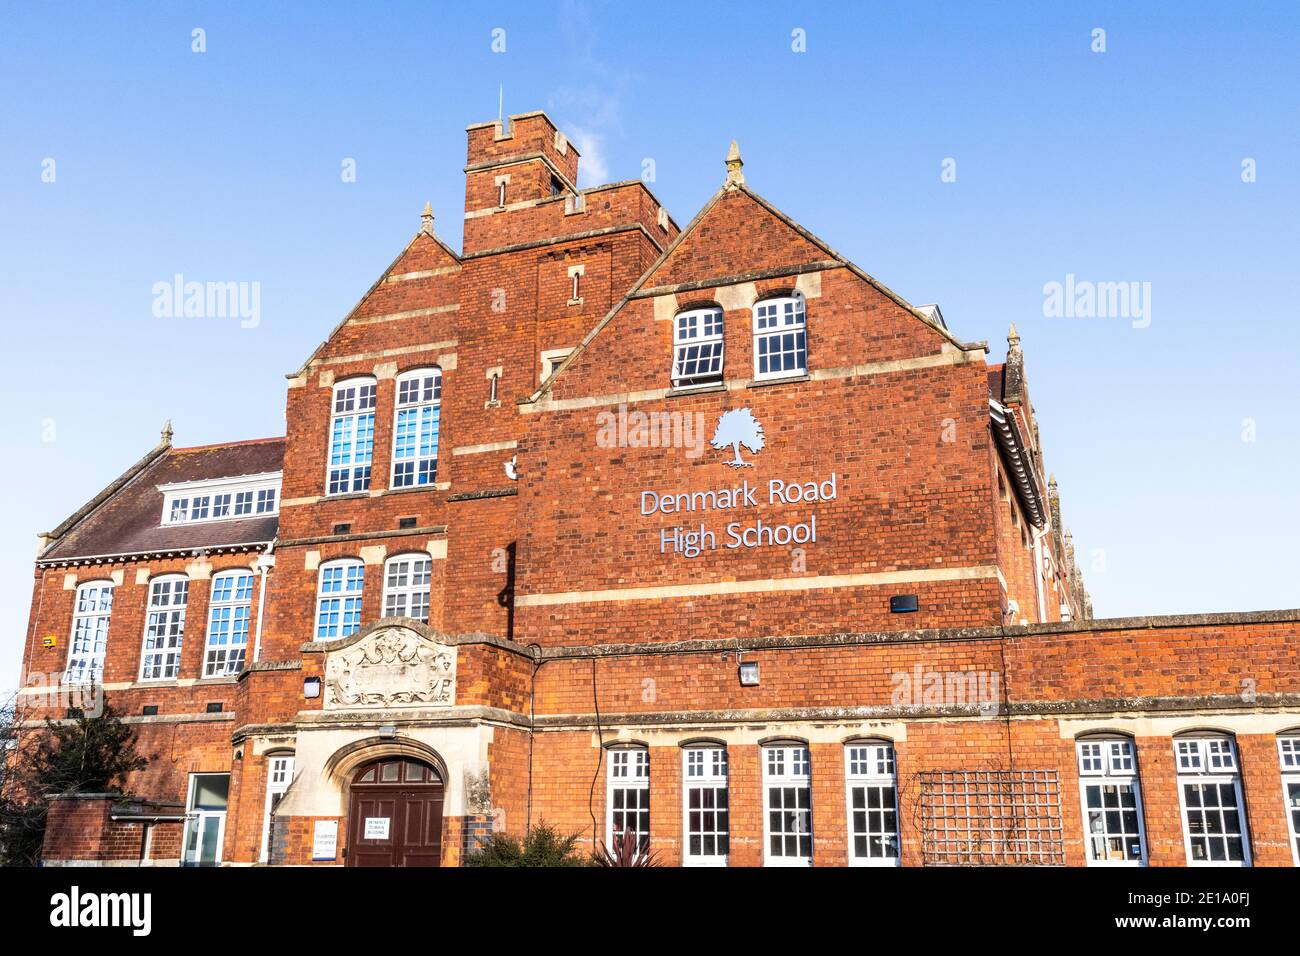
[1277, 735, 1300, 865]
[1076, 734, 1146, 865]
[672, 306, 724, 387]
[1174, 734, 1250, 866]
[752, 292, 807, 380]
[391, 368, 442, 488]
[204, 570, 254, 677]
[606, 746, 650, 854]
[763, 742, 812, 866]
[845, 739, 899, 866]
[382, 553, 432, 623]
[315, 559, 365, 640]
[327, 377, 377, 495]
[682, 744, 728, 866]
[66, 581, 113, 685]
[140, 574, 188, 681]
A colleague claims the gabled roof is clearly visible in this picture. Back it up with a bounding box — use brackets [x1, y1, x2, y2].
[38, 437, 285, 564]
[523, 177, 986, 405]
[288, 225, 461, 379]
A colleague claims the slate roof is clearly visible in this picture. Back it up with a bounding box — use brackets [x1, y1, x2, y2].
[38, 437, 284, 563]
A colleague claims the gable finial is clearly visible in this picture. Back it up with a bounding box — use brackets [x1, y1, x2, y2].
[161, 419, 173, 446]
[725, 140, 745, 188]
[421, 201, 435, 235]
[1007, 322, 1020, 350]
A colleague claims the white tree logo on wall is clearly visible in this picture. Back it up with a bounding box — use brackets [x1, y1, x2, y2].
[711, 408, 765, 467]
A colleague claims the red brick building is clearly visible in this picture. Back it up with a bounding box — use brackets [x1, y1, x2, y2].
[15, 111, 1300, 868]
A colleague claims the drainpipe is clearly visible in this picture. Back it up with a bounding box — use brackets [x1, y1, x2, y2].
[252, 540, 276, 664]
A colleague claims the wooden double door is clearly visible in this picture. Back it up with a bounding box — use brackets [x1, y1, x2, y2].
[346, 757, 444, 867]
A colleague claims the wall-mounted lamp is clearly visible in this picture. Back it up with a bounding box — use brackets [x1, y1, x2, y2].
[378, 724, 397, 739]
[738, 661, 760, 687]
[303, 676, 322, 699]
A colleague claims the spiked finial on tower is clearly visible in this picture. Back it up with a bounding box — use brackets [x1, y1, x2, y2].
[161, 420, 173, 446]
[725, 140, 745, 188]
[1007, 322, 1021, 351]
[421, 202, 435, 235]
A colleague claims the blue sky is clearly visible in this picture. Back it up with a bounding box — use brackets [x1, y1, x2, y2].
[2, 1, 1298, 693]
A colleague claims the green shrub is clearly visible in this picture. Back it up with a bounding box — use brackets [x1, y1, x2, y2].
[463, 821, 590, 867]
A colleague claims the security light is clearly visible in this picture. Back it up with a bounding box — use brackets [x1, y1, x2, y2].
[303, 676, 322, 699]
[738, 661, 760, 686]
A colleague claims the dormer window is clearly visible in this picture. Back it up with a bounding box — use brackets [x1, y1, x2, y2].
[672, 307, 724, 388]
[160, 473, 282, 525]
[753, 293, 807, 380]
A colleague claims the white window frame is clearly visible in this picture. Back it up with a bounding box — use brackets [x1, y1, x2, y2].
[382, 553, 432, 623]
[762, 743, 812, 867]
[845, 740, 900, 867]
[139, 574, 188, 681]
[539, 348, 573, 382]
[159, 472, 281, 525]
[1175, 735, 1251, 867]
[672, 306, 725, 388]
[752, 293, 807, 381]
[1076, 736, 1148, 866]
[65, 581, 113, 685]
[682, 745, 729, 867]
[182, 772, 230, 867]
[326, 377, 377, 496]
[203, 570, 254, 677]
[258, 753, 295, 864]
[1279, 735, 1300, 867]
[606, 747, 650, 853]
[390, 368, 442, 489]
[314, 559, 365, 640]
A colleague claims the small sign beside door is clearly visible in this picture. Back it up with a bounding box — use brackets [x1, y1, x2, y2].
[364, 817, 391, 840]
[312, 820, 338, 861]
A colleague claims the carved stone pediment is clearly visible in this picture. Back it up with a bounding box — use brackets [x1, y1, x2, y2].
[323, 624, 456, 710]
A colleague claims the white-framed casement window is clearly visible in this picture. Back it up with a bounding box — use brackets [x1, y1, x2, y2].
[1076, 735, 1147, 866]
[259, 753, 295, 864]
[327, 377, 377, 495]
[846, 740, 900, 866]
[65, 581, 113, 685]
[606, 747, 650, 853]
[672, 306, 724, 387]
[315, 559, 365, 640]
[203, 570, 254, 677]
[1175, 735, 1251, 866]
[139, 575, 188, 681]
[160, 472, 281, 525]
[182, 773, 230, 867]
[752, 293, 807, 380]
[382, 553, 432, 623]
[1278, 735, 1300, 866]
[391, 368, 442, 488]
[682, 745, 729, 866]
[763, 743, 812, 866]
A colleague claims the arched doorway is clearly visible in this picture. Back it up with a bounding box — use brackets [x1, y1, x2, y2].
[346, 757, 444, 867]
